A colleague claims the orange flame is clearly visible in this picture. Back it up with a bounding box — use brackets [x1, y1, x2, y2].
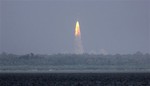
[75, 21, 81, 37]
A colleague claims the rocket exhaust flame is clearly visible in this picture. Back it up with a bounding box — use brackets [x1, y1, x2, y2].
[75, 21, 81, 37]
[74, 21, 84, 54]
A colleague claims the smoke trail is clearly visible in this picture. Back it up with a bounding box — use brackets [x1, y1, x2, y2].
[74, 21, 84, 54]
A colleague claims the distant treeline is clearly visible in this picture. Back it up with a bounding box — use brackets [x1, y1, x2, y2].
[0, 52, 150, 66]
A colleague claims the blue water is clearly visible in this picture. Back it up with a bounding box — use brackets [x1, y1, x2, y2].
[0, 73, 150, 86]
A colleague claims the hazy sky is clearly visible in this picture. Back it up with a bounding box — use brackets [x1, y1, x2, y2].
[1, 0, 150, 54]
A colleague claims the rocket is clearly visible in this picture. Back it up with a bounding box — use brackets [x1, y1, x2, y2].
[74, 21, 84, 54]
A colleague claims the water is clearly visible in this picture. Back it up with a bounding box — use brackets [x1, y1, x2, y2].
[0, 73, 150, 86]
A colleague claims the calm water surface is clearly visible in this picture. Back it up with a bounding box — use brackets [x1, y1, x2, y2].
[0, 73, 150, 86]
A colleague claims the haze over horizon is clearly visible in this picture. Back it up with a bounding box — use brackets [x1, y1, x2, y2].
[0, 0, 150, 55]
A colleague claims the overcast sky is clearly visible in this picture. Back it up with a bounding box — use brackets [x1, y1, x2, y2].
[0, 0, 150, 55]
